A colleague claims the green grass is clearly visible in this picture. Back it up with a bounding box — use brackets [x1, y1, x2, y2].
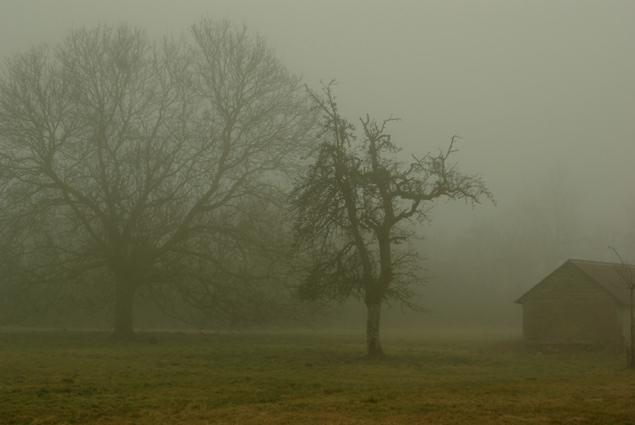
[1, 331, 634, 424]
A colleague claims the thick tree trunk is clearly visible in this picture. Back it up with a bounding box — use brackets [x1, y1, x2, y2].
[113, 278, 136, 340]
[366, 301, 384, 358]
[365, 227, 391, 359]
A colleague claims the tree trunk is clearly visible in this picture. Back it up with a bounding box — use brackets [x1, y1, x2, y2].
[629, 286, 634, 369]
[113, 278, 136, 340]
[366, 301, 384, 358]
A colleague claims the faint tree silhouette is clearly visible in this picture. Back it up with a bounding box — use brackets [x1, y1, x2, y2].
[609, 246, 634, 368]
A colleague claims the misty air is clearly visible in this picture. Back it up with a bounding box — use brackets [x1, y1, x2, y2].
[0, 1, 634, 424]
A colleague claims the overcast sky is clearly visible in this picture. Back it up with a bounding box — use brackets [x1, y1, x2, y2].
[1, 0, 634, 257]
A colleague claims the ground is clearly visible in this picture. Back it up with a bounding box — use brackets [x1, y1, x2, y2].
[0, 330, 634, 424]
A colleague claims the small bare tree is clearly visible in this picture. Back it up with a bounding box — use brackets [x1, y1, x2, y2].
[609, 246, 635, 368]
[291, 83, 492, 358]
[0, 21, 312, 338]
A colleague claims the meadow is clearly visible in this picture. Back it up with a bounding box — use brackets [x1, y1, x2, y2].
[1, 330, 634, 424]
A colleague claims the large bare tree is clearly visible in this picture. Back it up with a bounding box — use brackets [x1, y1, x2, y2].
[0, 21, 312, 338]
[291, 83, 492, 357]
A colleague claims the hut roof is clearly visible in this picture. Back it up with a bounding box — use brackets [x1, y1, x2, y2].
[516, 259, 634, 306]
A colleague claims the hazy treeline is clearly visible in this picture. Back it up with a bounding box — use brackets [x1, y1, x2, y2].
[403, 170, 635, 331]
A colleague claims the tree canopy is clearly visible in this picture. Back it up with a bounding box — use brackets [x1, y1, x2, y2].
[0, 21, 314, 337]
[291, 83, 492, 357]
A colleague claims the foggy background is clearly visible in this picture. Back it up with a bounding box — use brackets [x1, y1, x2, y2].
[1, 0, 634, 332]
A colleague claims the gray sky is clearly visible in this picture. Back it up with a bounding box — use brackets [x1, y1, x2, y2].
[1, 0, 634, 256]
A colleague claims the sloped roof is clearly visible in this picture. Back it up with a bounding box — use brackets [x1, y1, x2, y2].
[516, 259, 634, 306]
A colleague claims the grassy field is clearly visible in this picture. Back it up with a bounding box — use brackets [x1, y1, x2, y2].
[1, 330, 634, 425]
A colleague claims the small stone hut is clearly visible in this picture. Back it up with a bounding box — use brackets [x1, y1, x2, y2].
[516, 259, 633, 346]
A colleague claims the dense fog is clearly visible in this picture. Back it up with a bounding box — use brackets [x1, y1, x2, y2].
[1, 0, 634, 334]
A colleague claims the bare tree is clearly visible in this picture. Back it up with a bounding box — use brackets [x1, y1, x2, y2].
[609, 246, 635, 368]
[291, 83, 492, 357]
[0, 21, 312, 338]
